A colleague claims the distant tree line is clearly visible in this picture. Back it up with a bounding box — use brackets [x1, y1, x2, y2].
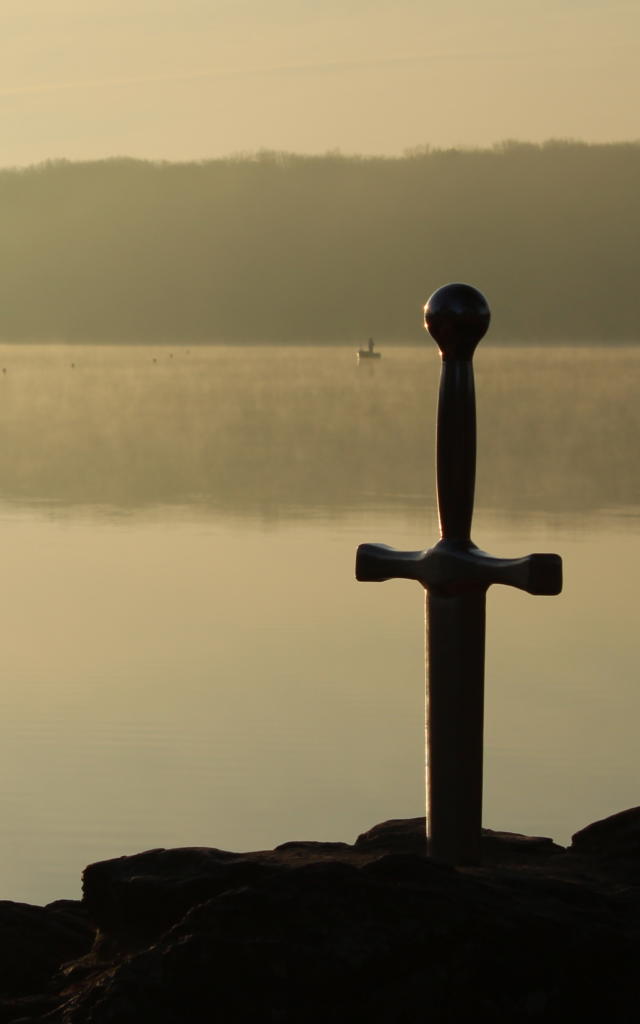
[0, 140, 638, 343]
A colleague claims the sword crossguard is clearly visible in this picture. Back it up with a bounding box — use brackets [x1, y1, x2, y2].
[356, 540, 562, 596]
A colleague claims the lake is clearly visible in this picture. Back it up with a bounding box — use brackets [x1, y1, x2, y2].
[0, 341, 638, 905]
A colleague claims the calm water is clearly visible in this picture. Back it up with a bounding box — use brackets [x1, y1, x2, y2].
[0, 342, 639, 904]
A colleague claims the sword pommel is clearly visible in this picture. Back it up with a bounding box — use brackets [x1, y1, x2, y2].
[424, 282, 491, 360]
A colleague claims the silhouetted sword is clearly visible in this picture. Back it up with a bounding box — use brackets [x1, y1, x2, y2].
[355, 283, 562, 866]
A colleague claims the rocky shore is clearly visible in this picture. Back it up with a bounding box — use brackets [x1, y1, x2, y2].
[2, 807, 640, 1022]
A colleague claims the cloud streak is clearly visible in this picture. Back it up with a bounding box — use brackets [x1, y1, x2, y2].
[0, 46, 574, 100]
[0, 29, 633, 103]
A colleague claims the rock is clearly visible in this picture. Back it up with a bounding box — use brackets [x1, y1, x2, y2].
[80, 831, 427, 954]
[4, 810, 640, 1022]
[0, 899, 94, 1022]
[0, 901, 93, 998]
[57, 844, 640, 1023]
[478, 827, 565, 865]
[81, 846, 276, 952]
[355, 816, 428, 854]
[355, 817, 565, 865]
[570, 805, 640, 873]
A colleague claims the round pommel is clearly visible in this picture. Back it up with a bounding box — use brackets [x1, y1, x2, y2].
[424, 283, 491, 359]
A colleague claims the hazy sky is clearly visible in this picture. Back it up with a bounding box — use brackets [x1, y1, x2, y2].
[1, 0, 638, 166]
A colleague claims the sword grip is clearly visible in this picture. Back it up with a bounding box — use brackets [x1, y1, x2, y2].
[425, 284, 491, 544]
[436, 359, 476, 543]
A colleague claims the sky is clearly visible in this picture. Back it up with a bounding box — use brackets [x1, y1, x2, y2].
[1, 0, 638, 166]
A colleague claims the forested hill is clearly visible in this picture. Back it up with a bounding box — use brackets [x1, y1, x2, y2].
[0, 141, 638, 343]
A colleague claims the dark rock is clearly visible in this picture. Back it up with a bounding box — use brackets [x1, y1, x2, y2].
[355, 817, 565, 865]
[0, 901, 93, 998]
[355, 816, 428, 855]
[571, 805, 640, 864]
[81, 834, 418, 954]
[0, 992, 61, 1024]
[479, 827, 565, 865]
[0, 899, 94, 1023]
[55, 842, 640, 1023]
[6, 809, 640, 1022]
[274, 840, 352, 853]
[82, 846, 280, 952]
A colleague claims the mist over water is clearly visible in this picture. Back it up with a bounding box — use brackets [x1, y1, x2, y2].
[0, 343, 637, 517]
[0, 342, 638, 904]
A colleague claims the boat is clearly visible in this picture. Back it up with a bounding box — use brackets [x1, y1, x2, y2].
[357, 338, 381, 360]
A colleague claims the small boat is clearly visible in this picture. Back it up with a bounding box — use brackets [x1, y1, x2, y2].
[357, 338, 381, 360]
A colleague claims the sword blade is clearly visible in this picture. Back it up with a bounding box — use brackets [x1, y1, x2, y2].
[426, 587, 486, 864]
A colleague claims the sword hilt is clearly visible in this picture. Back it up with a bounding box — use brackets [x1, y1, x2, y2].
[356, 281, 562, 599]
[425, 283, 490, 543]
[356, 541, 562, 595]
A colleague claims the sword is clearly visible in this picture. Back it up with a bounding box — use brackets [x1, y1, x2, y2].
[355, 283, 562, 866]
